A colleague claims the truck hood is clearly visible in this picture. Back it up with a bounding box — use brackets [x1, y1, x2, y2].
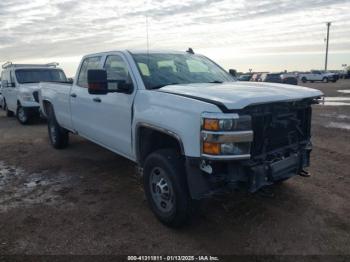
[19, 83, 40, 92]
[158, 82, 323, 110]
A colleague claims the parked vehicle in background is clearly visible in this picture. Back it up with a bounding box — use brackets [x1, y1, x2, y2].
[1, 62, 68, 124]
[298, 70, 338, 83]
[229, 69, 237, 78]
[0, 81, 4, 109]
[281, 73, 298, 85]
[39, 50, 322, 227]
[250, 73, 262, 82]
[238, 74, 252, 81]
[346, 69, 350, 79]
[260, 73, 282, 83]
[326, 71, 339, 82]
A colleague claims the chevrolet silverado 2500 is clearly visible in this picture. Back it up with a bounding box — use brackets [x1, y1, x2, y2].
[1, 62, 68, 124]
[39, 50, 323, 227]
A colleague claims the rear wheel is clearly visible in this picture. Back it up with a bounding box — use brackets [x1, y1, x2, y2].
[47, 105, 69, 149]
[143, 148, 197, 227]
[301, 77, 307, 83]
[16, 105, 30, 125]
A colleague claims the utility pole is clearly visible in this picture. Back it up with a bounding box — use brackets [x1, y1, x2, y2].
[324, 22, 331, 71]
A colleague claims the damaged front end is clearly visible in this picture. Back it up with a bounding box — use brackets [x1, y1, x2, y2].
[187, 98, 317, 199]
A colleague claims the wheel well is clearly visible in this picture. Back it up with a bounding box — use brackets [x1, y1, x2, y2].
[137, 126, 184, 166]
[42, 100, 52, 116]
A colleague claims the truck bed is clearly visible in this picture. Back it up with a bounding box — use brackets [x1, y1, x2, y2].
[39, 81, 73, 130]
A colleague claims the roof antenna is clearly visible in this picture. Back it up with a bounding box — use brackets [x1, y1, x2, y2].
[145, 1, 150, 67]
[146, 13, 150, 55]
[186, 47, 194, 54]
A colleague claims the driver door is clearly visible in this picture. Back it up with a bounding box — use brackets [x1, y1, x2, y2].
[4, 70, 18, 112]
[90, 54, 136, 158]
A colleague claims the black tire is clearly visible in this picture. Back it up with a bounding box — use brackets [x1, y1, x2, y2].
[16, 105, 30, 125]
[143, 148, 197, 227]
[47, 104, 69, 149]
[322, 77, 328, 83]
[301, 77, 307, 83]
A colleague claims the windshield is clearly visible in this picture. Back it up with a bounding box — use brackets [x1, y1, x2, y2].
[132, 53, 234, 89]
[15, 69, 67, 84]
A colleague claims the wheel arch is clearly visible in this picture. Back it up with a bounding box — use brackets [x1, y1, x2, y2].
[135, 123, 185, 166]
[42, 99, 53, 117]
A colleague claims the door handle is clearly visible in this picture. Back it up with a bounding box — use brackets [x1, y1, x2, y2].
[70, 93, 77, 98]
[93, 97, 101, 103]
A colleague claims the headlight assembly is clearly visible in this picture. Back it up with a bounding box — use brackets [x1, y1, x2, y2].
[202, 115, 251, 131]
[201, 112, 253, 159]
[20, 92, 35, 102]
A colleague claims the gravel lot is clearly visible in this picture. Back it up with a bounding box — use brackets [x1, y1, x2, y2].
[0, 80, 349, 256]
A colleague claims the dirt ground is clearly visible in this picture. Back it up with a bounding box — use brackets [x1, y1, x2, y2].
[0, 80, 349, 256]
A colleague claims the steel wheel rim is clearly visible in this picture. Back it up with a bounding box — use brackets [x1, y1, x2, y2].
[149, 167, 175, 214]
[18, 107, 26, 122]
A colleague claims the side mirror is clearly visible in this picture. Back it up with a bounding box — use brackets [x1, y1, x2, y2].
[67, 78, 74, 84]
[87, 69, 108, 95]
[3, 80, 14, 88]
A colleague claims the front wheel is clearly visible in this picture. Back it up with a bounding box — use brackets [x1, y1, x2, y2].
[301, 77, 307, 83]
[323, 77, 328, 83]
[17, 105, 30, 125]
[47, 105, 69, 149]
[143, 149, 197, 227]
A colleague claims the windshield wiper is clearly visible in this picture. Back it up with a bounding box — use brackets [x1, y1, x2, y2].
[150, 83, 180, 90]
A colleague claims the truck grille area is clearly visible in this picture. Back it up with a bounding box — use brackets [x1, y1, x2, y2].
[33, 91, 39, 103]
[242, 101, 312, 159]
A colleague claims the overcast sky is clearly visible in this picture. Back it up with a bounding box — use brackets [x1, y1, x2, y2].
[0, 0, 349, 76]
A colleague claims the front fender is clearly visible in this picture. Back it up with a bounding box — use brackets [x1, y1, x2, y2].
[132, 90, 221, 158]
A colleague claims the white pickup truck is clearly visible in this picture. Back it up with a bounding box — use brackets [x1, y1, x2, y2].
[39, 50, 323, 227]
[1, 62, 69, 124]
[299, 70, 338, 83]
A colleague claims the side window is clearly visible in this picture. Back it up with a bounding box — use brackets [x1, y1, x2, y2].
[0, 72, 4, 87]
[2, 70, 11, 87]
[77, 56, 101, 88]
[104, 55, 132, 91]
[10, 71, 16, 86]
[186, 59, 209, 73]
[138, 63, 150, 76]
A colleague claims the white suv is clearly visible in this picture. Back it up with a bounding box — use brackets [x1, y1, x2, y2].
[1, 62, 68, 124]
